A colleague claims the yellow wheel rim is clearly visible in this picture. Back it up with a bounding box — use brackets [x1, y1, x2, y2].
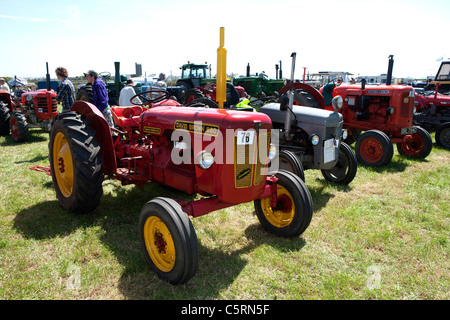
[53, 132, 74, 198]
[143, 216, 176, 272]
[260, 185, 295, 228]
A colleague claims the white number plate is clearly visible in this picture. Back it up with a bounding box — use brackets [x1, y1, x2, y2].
[237, 131, 255, 145]
[323, 138, 337, 164]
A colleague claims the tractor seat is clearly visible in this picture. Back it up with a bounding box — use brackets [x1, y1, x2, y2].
[111, 106, 144, 128]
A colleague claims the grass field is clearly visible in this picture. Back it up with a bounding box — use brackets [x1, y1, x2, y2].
[0, 128, 448, 300]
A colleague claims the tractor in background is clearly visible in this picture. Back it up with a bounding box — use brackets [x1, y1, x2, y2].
[48, 28, 314, 284]
[321, 55, 433, 166]
[413, 61, 450, 149]
[0, 63, 58, 142]
[232, 62, 285, 98]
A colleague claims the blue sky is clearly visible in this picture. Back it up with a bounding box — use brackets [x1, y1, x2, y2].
[1, 0, 449, 79]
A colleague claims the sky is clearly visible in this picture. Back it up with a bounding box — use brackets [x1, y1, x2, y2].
[1, 0, 449, 80]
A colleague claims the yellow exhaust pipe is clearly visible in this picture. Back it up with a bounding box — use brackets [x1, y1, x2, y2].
[216, 27, 227, 109]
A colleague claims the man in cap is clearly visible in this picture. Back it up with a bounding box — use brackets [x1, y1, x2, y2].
[0, 78, 10, 92]
[118, 78, 141, 106]
[84, 70, 114, 128]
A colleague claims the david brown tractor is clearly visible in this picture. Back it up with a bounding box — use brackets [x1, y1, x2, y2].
[258, 53, 357, 185]
[48, 29, 314, 284]
[322, 55, 433, 166]
[0, 63, 58, 142]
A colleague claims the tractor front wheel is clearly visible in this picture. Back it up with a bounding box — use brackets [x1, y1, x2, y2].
[278, 149, 305, 181]
[10, 111, 28, 142]
[254, 170, 313, 237]
[139, 197, 199, 284]
[396, 126, 432, 159]
[49, 111, 104, 213]
[355, 130, 393, 166]
[321, 142, 357, 185]
[434, 122, 450, 149]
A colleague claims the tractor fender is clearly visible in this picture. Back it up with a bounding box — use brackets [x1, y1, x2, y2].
[0, 90, 14, 112]
[71, 100, 117, 174]
[279, 83, 325, 109]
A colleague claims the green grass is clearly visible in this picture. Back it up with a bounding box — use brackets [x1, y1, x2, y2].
[0, 129, 448, 300]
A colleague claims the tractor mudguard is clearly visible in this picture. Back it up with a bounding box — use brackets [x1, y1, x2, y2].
[279, 83, 326, 109]
[71, 100, 117, 174]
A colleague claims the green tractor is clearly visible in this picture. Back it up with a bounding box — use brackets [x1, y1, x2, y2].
[175, 62, 215, 90]
[232, 63, 285, 98]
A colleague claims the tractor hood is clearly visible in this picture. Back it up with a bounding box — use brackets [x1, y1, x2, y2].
[259, 103, 342, 127]
[141, 106, 272, 134]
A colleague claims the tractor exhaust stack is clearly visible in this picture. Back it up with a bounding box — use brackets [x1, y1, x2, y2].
[386, 55, 394, 85]
[284, 52, 296, 141]
[46, 62, 51, 91]
[216, 27, 227, 109]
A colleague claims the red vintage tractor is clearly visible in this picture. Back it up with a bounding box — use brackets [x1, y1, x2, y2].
[0, 63, 58, 142]
[413, 61, 450, 149]
[48, 29, 313, 284]
[321, 56, 433, 166]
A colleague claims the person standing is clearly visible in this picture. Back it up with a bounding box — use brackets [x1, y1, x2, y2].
[119, 79, 141, 106]
[84, 70, 114, 128]
[0, 78, 10, 92]
[55, 67, 76, 111]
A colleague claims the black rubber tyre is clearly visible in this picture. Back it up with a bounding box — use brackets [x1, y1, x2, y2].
[435, 122, 450, 149]
[139, 197, 199, 284]
[355, 130, 393, 166]
[254, 170, 313, 237]
[396, 126, 433, 159]
[76, 84, 94, 103]
[49, 111, 104, 214]
[321, 142, 357, 185]
[278, 149, 305, 181]
[0, 102, 10, 136]
[10, 111, 28, 142]
[184, 88, 204, 104]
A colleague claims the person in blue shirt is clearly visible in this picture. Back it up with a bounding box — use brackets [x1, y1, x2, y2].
[84, 70, 114, 128]
[55, 67, 75, 111]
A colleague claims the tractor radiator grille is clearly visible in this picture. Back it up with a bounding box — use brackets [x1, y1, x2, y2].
[234, 132, 270, 188]
[37, 97, 58, 114]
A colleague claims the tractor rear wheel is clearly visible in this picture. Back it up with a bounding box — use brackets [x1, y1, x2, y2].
[10, 111, 28, 142]
[292, 89, 320, 108]
[76, 84, 94, 103]
[0, 103, 10, 136]
[184, 88, 204, 104]
[49, 111, 104, 214]
[254, 170, 313, 237]
[434, 122, 450, 149]
[355, 130, 393, 166]
[139, 197, 199, 284]
[321, 142, 357, 185]
[278, 149, 305, 181]
[396, 126, 432, 159]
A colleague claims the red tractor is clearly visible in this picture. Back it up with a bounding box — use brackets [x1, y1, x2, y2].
[48, 88, 314, 284]
[413, 61, 450, 149]
[0, 63, 58, 142]
[321, 55, 433, 166]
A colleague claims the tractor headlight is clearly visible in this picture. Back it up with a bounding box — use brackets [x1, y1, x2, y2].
[331, 95, 343, 111]
[196, 151, 214, 169]
[310, 134, 320, 146]
[25, 94, 33, 102]
[268, 143, 277, 160]
[342, 129, 348, 140]
[386, 107, 395, 116]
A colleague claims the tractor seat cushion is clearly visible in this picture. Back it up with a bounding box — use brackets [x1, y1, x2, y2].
[111, 106, 144, 127]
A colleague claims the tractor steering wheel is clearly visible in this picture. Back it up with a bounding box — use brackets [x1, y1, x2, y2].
[130, 90, 170, 107]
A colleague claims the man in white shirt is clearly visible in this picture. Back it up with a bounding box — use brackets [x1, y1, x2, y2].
[0, 78, 10, 92]
[118, 79, 141, 106]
